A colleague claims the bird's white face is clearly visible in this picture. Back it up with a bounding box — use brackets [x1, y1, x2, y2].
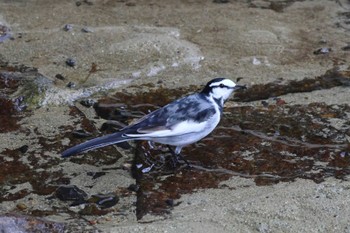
[209, 78, 237, 101]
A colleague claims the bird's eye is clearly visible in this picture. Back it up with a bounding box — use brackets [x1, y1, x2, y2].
[219, 84, 225, 88]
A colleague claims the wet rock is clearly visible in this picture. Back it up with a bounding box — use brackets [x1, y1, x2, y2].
[81, 27, 93, 33]
[65, 58, 77, 67]
[313, 47, 331, 55]
[17, 145, 29, 154]
[16, 203, 28, 211]
[0, 63, 53, 109]
[55, 185, 88, 202]
[234, 69, 350, 102]
[63, 24, 73, 31]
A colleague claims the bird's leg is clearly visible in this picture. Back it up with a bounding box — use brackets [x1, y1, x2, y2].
[167, 146, 190, 167]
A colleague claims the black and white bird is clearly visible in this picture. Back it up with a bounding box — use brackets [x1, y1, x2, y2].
[61, 78, 246, 162]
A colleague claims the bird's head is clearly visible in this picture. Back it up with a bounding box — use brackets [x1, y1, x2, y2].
[202, 78, 246, 102]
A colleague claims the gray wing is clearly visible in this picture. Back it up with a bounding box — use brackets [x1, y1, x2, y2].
[124, 93, 216, 133]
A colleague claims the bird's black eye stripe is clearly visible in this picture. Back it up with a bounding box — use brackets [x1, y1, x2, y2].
[210, 83, 227, 89]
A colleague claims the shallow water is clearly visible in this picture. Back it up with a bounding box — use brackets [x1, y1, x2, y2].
[0, 0, 350, 231]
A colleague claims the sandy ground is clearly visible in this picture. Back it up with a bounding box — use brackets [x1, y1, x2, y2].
[108, 177, 350, 233]
[1, 0, 350, 232]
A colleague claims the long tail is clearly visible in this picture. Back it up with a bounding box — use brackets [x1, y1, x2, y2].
[61, 132, 132, 158]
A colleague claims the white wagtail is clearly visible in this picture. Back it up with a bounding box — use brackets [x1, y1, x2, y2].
[61, 78, 246, 164]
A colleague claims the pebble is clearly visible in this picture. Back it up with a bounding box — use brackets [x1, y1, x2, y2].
[55, 74, 65, 80]
[313, 47, 331, 55]
[16, 203, 28, 210]
[55, 185, 88, 201]
[63, 24, 73, 31]
[81, 27, 93, 33]
[66, 58, 76, 67]
[66, 81, 76, 88]
[17, 145, 29, 153]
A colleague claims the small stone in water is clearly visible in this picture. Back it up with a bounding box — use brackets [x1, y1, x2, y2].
[66, 58, 76, 67]
[16, 203, 28, 210]
[313, 47, 331, 55]
[55, 74, 65, 80]
[17, 145, 29, 153]
[55, 185, 88, 202]
[63, 24, 73, 31]
[66, 81, 76, 88]
[82, 27, 93, 33]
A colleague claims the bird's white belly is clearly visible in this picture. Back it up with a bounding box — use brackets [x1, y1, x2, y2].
[151, 113, 221, 147]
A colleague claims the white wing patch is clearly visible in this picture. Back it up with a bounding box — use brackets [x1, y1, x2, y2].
[125, 120, 208, 138]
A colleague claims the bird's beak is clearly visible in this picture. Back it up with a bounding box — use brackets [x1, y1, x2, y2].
[233, 85, 247, 90]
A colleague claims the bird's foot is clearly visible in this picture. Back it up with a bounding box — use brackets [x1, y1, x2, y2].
[176, 153, 191, 167]
[169, 153, 192, 168]
[166, 146, 192, 168]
